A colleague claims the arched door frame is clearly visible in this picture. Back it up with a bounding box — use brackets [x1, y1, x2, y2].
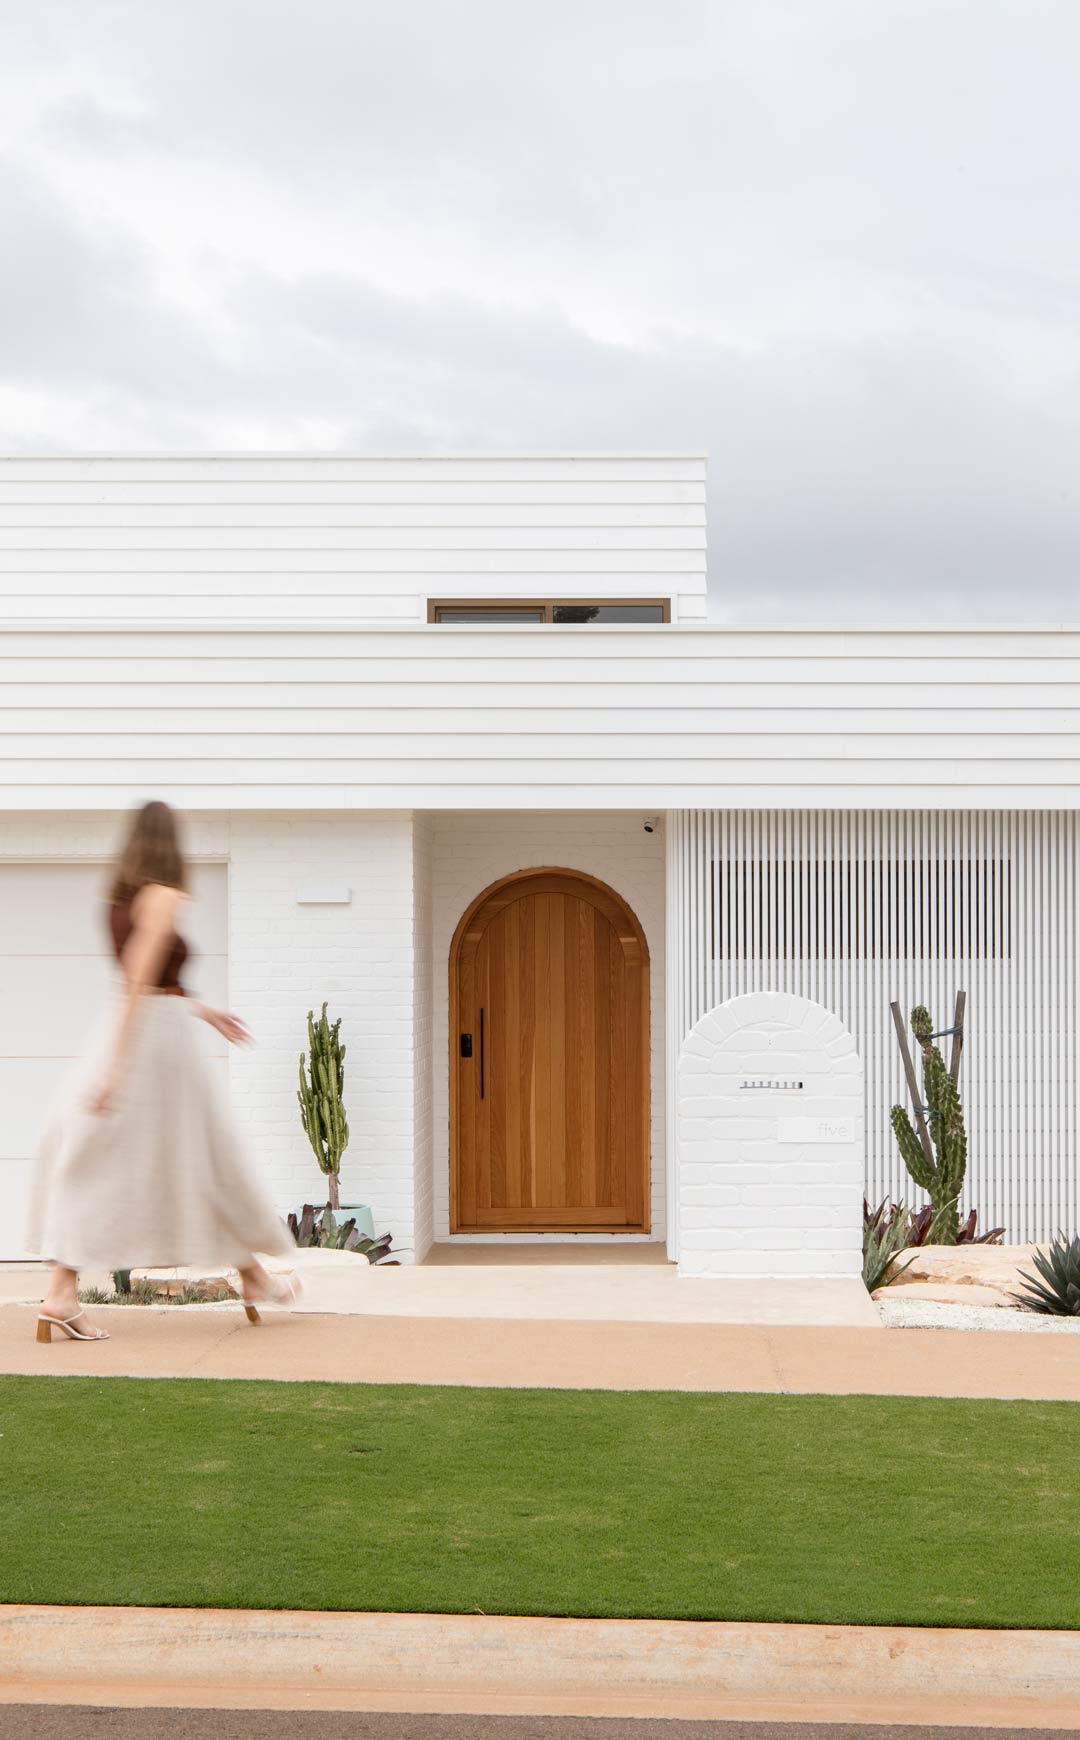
[448, 866, 651, 1234]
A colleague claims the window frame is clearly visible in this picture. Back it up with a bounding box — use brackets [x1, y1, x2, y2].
[427, 598, 671, 624]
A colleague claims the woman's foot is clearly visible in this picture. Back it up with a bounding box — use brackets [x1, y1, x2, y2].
[238, 1260, 301, 1308]
[39, 1296, 107, 1339]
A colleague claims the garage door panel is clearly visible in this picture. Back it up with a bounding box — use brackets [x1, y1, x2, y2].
[0, 1060, 72, 1157]
[0, 960, 230, 1056]
[185, 954, 228, 1012]
[0, 865, 113, 954]
[187, 866, 228, 950]
[0, 1160, 34, 1259]
[0, 1052, 232, 1159]
[0, 957, 116, 1054]
[0, 863, 227, 956]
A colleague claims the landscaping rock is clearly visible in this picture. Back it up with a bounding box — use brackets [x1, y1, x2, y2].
[886, 1243, 1043, 1303]
[878, 1294, 1080, 1333]
[133, 1274, 238, 1301]
[873, 1281, 1013, 1309]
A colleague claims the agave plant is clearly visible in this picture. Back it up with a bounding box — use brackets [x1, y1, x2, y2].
[286, 1203, 398, 1264]
[1012, 1234, 1080, 1316]
[863, 1198, 916, 1293]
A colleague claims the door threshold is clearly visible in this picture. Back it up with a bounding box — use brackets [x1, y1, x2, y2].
[424, 1242, 671, 1267]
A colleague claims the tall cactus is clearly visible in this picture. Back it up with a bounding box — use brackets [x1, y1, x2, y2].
[890, 1004, 967, 1243]
[297, 1003, 349, 1211]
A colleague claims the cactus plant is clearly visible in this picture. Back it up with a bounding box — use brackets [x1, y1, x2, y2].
[297, 1003, 349, 1211]
[890, 1004, 968, 1244]
[1012, 1234, 1080, 1315]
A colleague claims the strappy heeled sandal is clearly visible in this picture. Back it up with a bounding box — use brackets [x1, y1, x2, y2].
[241, 1272, 302, 1325]
[36, 1309, 109, 1344]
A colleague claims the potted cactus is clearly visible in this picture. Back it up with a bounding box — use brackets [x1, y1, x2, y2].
[297, 1003, 373, 1236]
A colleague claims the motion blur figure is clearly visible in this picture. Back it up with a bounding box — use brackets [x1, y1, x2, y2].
[27, 800, 296, 1342]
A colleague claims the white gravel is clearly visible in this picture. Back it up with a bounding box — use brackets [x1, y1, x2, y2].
[877, 1295, 1080, 1332]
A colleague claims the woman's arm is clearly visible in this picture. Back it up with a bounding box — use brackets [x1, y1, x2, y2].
[192, 1003, 252, 1047]
[88, 883, 183, 1114]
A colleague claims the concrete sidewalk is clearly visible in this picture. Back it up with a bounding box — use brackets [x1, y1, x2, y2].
[0, 1254, 881, 1328]
[3, 1302, 1080, 1398]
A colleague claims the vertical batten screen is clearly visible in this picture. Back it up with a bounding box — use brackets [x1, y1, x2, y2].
[667, 811, 1079, 1245]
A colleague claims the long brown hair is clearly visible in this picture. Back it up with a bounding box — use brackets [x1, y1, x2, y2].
[108, 800, 188, 903]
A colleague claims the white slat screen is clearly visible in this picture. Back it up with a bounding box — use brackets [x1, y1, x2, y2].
[667, 811, 1079, 1244]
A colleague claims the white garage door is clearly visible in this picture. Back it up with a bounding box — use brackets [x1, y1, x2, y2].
[0, 863, 228, 1260]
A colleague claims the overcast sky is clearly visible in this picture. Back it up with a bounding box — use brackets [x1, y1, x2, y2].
[2, 1, 1078, 622]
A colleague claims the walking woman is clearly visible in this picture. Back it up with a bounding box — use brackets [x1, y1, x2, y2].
[28, 800, 296, 1341]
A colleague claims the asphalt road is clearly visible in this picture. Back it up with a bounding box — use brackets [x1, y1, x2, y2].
[0, 1714, 1071, 1740]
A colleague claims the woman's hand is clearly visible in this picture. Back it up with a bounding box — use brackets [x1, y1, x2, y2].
[199, 1006, 253, 1047]
[87, 1067, 122, 1115]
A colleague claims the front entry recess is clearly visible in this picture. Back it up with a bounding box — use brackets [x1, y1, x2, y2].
[450, 868, 650, 1233]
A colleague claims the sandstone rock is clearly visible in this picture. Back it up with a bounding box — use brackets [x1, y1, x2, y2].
[884, 1243, 1043, 1302]
[890, 1238, 1036, 1294]
[872, 1280, 1014, 1309]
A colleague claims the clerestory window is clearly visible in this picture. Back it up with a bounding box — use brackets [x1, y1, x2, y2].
[428, 599, 670, 623]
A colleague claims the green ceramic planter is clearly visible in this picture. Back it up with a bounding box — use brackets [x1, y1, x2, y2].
[338, 1202, 375, 1241]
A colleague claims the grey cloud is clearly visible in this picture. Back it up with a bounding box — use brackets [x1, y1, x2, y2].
[2, 0, 1080, 620]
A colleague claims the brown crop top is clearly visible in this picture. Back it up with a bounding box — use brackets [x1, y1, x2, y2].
[109, 892, 189, 992]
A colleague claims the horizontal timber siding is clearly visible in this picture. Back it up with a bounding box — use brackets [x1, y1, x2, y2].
[1, 627, 1078, 810]
[0, 456, 707, 626]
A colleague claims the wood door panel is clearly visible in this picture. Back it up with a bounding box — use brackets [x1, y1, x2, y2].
[451, 868, 649, 1233]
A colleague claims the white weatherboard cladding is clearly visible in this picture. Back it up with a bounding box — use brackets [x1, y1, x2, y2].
[0, 455, 707, 625]
[667, 810, 1080, 1246]
[2, 627, 1078, 811]
[677, 992, 863, 1278]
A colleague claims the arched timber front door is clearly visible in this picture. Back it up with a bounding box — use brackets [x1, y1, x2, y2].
[450, 868, 650, 1233]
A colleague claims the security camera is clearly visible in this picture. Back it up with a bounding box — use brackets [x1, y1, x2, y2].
[643, 816, 661, 834]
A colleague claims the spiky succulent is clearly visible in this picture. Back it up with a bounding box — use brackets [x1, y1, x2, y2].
[286, 1203, 397, 1264]
[1012, 1234, 1080, 1316]
[862, 1197, 915, 1293]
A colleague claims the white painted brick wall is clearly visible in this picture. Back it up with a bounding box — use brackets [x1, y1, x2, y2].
[677, 992, 863, 1278]
[428, 811, 666, 1242]
[411, 813, 434, 1262]
[227, 812, 420, 1256]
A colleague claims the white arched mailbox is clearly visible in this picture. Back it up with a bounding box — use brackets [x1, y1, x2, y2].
[676, 991, 863, 1279]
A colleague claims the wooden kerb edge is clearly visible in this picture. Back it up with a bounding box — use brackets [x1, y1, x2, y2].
[2, 1607, 1080, 1725]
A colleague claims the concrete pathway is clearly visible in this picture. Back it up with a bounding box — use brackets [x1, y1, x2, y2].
[3, 1301, 1080, 1398]
[0, 1714, 1071, 1739]
[0, 1254, 880, 1328]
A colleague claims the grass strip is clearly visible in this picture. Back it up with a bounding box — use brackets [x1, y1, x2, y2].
[1, 1376, 1077, 1628]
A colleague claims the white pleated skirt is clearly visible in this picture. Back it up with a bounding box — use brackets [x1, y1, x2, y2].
[26, 994, 294, 1271]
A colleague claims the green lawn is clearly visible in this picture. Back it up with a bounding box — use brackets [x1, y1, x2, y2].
[1, 1376, 1077, 1628]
